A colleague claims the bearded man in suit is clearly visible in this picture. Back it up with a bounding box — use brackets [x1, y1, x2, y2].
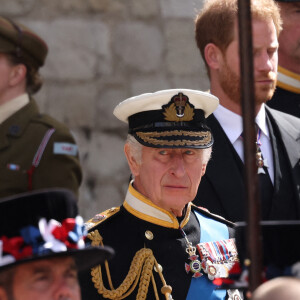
[193, 0, 300, 222]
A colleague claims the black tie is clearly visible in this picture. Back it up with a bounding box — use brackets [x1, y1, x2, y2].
[255, 126, 273, 219]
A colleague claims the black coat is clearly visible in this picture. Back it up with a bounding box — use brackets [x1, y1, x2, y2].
[194, 107, 300, 222]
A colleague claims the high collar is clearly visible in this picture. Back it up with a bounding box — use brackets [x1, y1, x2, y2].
[0, 98, 39, 150]
[123, 183, 191, 229]
[277, 66, 300, 94]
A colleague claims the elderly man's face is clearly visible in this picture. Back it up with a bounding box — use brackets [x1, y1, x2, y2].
[5, 257, 81, 300]
[126, 146, 207, 217]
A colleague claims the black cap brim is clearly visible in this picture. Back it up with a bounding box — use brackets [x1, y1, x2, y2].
[0, 245, 114, 272]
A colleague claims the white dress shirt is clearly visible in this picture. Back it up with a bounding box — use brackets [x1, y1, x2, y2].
[213, 104, 274, 184]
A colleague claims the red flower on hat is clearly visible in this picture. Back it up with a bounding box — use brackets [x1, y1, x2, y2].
[1, 236, 32, 260]
[51, 218, 76, 247]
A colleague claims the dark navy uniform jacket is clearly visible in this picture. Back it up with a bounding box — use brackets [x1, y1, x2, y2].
[79, 184, 236, 300]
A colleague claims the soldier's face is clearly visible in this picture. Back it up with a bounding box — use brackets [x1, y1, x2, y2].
[0, 54, 17, 105]
[128, 146, 207, 217]
[7, 257, 81, 300]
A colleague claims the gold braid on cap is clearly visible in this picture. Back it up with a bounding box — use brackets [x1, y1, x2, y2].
[88, 230, 173, 300]
[136, 130, 212, 147]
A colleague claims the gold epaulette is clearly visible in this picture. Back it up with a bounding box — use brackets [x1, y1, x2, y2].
[84, 206, 120, 231]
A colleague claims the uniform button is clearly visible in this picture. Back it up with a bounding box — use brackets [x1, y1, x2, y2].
[145, 230, 154, 240]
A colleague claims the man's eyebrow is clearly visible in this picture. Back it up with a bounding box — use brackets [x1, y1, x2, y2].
[31, 266, 50, 274]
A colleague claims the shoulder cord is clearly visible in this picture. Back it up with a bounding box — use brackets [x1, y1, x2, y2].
[88, 230, 172, 300]
[27, 128, 55, 190]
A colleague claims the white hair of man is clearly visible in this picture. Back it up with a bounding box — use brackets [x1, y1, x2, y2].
[126, 134, 212, 166]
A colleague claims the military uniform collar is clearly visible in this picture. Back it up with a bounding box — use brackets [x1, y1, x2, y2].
[277, 66, 300, 94]
[0, 98, 39, 150]
[0, 93, 29, 124]
[123, 182, 191, 229]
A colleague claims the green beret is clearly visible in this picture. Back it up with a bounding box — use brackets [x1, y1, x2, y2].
[0, 16, 48, 68]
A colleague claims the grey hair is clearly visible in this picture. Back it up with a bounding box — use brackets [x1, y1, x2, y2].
[203, 146, 212, 164]
[126, 134, 143, 165]
[125, 134, 212, 164]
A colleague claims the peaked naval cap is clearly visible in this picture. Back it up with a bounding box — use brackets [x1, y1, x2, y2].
[0, 189, 114, 272]
[113, 89, 219, 149]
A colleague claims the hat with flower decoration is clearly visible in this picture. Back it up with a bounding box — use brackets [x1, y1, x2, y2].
[113, 89, 219, 149]
[0, 189, 114, 271]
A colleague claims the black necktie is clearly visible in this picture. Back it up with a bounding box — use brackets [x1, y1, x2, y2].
[255, 126, 273, 219]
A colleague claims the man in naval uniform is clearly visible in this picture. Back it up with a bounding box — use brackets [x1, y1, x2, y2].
[267, 0, 300, 118]
[0, 16, 82, 198]
[79, 89, 241, 300]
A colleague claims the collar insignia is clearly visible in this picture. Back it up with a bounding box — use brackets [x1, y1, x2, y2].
[163, 92, 195, 121]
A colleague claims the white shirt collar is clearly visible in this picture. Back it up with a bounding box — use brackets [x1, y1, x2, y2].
[213, 104, 243, 144]
[255, 103, 269, 138]
[214, 103, 269, 141]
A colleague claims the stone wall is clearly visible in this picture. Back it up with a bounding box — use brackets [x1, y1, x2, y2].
[2, 0, 209, 220]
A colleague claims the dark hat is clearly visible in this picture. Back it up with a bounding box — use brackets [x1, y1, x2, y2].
[0, 16, 48, 68]
[0, 189, 114, 272]
[113, 89, 219, 149]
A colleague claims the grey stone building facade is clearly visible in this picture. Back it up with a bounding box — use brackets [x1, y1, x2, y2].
[2, 0, 209, 219]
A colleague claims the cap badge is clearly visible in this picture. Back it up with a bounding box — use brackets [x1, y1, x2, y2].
[163, 92, 194, 122]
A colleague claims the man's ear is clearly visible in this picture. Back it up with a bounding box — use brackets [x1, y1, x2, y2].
[9, 64, 27, 87]
[0, 287, 9, 300]
[204, 43, 223, 70]
[124, 144, 140, 177]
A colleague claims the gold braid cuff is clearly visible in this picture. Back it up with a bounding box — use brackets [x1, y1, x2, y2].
[88, 230, 172, 300]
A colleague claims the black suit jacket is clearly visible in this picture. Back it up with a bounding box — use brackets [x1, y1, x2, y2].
[194, 107, 300, 222]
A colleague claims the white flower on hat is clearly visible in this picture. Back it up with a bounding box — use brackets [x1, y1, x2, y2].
[0, 241, 15, 266]
[39, 218, 67, 252]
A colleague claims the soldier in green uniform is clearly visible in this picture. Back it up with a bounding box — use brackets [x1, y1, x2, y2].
[0, 16, 82, 198]
[79, 89, 241, 300]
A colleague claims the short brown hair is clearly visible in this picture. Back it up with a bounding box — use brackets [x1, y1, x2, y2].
[195, 0, 282, 72]
[6, 53, 43, 95]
